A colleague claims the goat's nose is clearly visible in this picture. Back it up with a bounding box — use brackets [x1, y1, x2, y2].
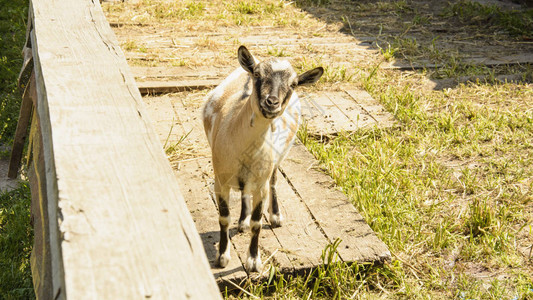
[266, 96, 279, 107]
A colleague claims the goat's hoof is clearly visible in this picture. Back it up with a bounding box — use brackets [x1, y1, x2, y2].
[238, 220, 250, 233]
[245, 255, 262, 273]
[270, 213, 283, 228]
[216, 252, 231, 268]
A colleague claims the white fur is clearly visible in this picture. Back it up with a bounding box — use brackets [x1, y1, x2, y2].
[202, 48, 321, 272]
[270, 60, 292, 72]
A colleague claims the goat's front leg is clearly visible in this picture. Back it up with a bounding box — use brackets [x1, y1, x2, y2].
[245, 184, 268, 272]
[215, 178, 231, 268]
[238, 182, 251, 232]
[268, 169, 282, 227]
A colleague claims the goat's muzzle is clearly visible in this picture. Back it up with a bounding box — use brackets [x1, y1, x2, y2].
[260, 97, 281, 119]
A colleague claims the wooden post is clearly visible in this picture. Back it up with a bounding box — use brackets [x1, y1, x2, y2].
[7, 72, 34, 179]
[23, 0, 222, 298]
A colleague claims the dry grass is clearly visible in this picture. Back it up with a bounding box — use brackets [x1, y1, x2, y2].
[102, 0, 533, 298]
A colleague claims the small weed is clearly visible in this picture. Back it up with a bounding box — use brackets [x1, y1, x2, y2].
[165, 130, 192, 156]
[392, 37, 420, 60]
[266, 46, 288, 57]
[121, 40, 137, 51]
[412, 14, 430, 26]
[138, 45, 148, 53]
[184, 1, 205, 17]
[294, 0, 331, 7]
[380, 44, 398, 62]
[233, 0, 260, 15]
[432, 219, 458, 251]
[232, 0, 280, 15]
[295, 58, 355, 83]
[170, 58, 189, 67]
[465, 198, 495, 238]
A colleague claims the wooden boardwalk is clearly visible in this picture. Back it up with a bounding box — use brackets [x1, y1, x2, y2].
[103, 0, 395, 286]
[142, 91, 392, 286]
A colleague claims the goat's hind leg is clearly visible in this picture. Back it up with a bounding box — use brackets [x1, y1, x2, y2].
[269, 169, 282, 227]
[215, 178, 231, 268]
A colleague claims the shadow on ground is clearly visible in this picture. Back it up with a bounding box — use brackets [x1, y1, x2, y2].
[295, 0, 533, 89]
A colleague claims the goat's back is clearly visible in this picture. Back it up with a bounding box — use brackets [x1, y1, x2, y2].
[202, 67, 251, 147]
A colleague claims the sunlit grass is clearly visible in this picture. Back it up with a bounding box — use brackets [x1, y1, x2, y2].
[0, 0, 34, 297]
[102, 0, 533, 298]
[0, 183, 33, 299]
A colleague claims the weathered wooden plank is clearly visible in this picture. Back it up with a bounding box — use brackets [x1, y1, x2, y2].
[142, 95, 180, 146]
[312, 93, 355, 133]
[382, 53, 533, 70]
[141, 90, 391, 283]
[269, 169, 330, 271]
[118, 34, 376, 52]
[29, 0, 221, 298]
[176, 159, 248, 284]
[325, 92, 377, 129]
[344, 89, 395, 128]
[299, 93, 338, 135]
[143, 94, 253, 285]
[30, 13, 64, 298]
[299, 91, 386, 135]
[137, 79, 221, 95]
[131, 66, 233, 80]
[8, 72, 35, 179]
[280, 142, 391, 264]
[27, 99, 53, 300]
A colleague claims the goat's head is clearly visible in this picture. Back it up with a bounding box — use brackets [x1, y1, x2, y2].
[238, 46, 324, 119]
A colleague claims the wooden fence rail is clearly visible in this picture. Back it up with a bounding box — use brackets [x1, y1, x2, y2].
[9, 0, 221, 298]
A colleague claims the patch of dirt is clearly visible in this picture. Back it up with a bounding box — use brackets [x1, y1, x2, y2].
[0, 159, 20, 192]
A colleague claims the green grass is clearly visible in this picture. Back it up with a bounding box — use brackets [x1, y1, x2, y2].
[0, 0, 28, 145]
[0, 183, 33, 300]
[104, 0, 288, 27]
[230, 65, 533, 298]
[230, 30, 533, 295]
[0, 0, 34, 299]
[122, 0, 531, 297]
[444, 0, 533, 38]
[11, 0, 533, 298]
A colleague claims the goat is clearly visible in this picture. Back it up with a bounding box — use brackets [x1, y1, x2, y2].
[202, 46, 323, 272]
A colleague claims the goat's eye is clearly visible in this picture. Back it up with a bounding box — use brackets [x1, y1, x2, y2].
[290, 82, 297, 88]
[253, 72, 260, 78]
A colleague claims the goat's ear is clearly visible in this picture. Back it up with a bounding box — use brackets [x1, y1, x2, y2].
[298, 67, 324, 86]
[238, 46, 255, 74]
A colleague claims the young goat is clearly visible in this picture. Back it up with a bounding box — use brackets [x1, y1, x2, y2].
[202, 46, 323, 272]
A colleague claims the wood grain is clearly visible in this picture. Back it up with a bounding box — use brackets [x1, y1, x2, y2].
[8, 72, 35, 179]
[28, 0, 220, 298]
[137, 79, 221, 95]
[280, 142, 391, 264]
